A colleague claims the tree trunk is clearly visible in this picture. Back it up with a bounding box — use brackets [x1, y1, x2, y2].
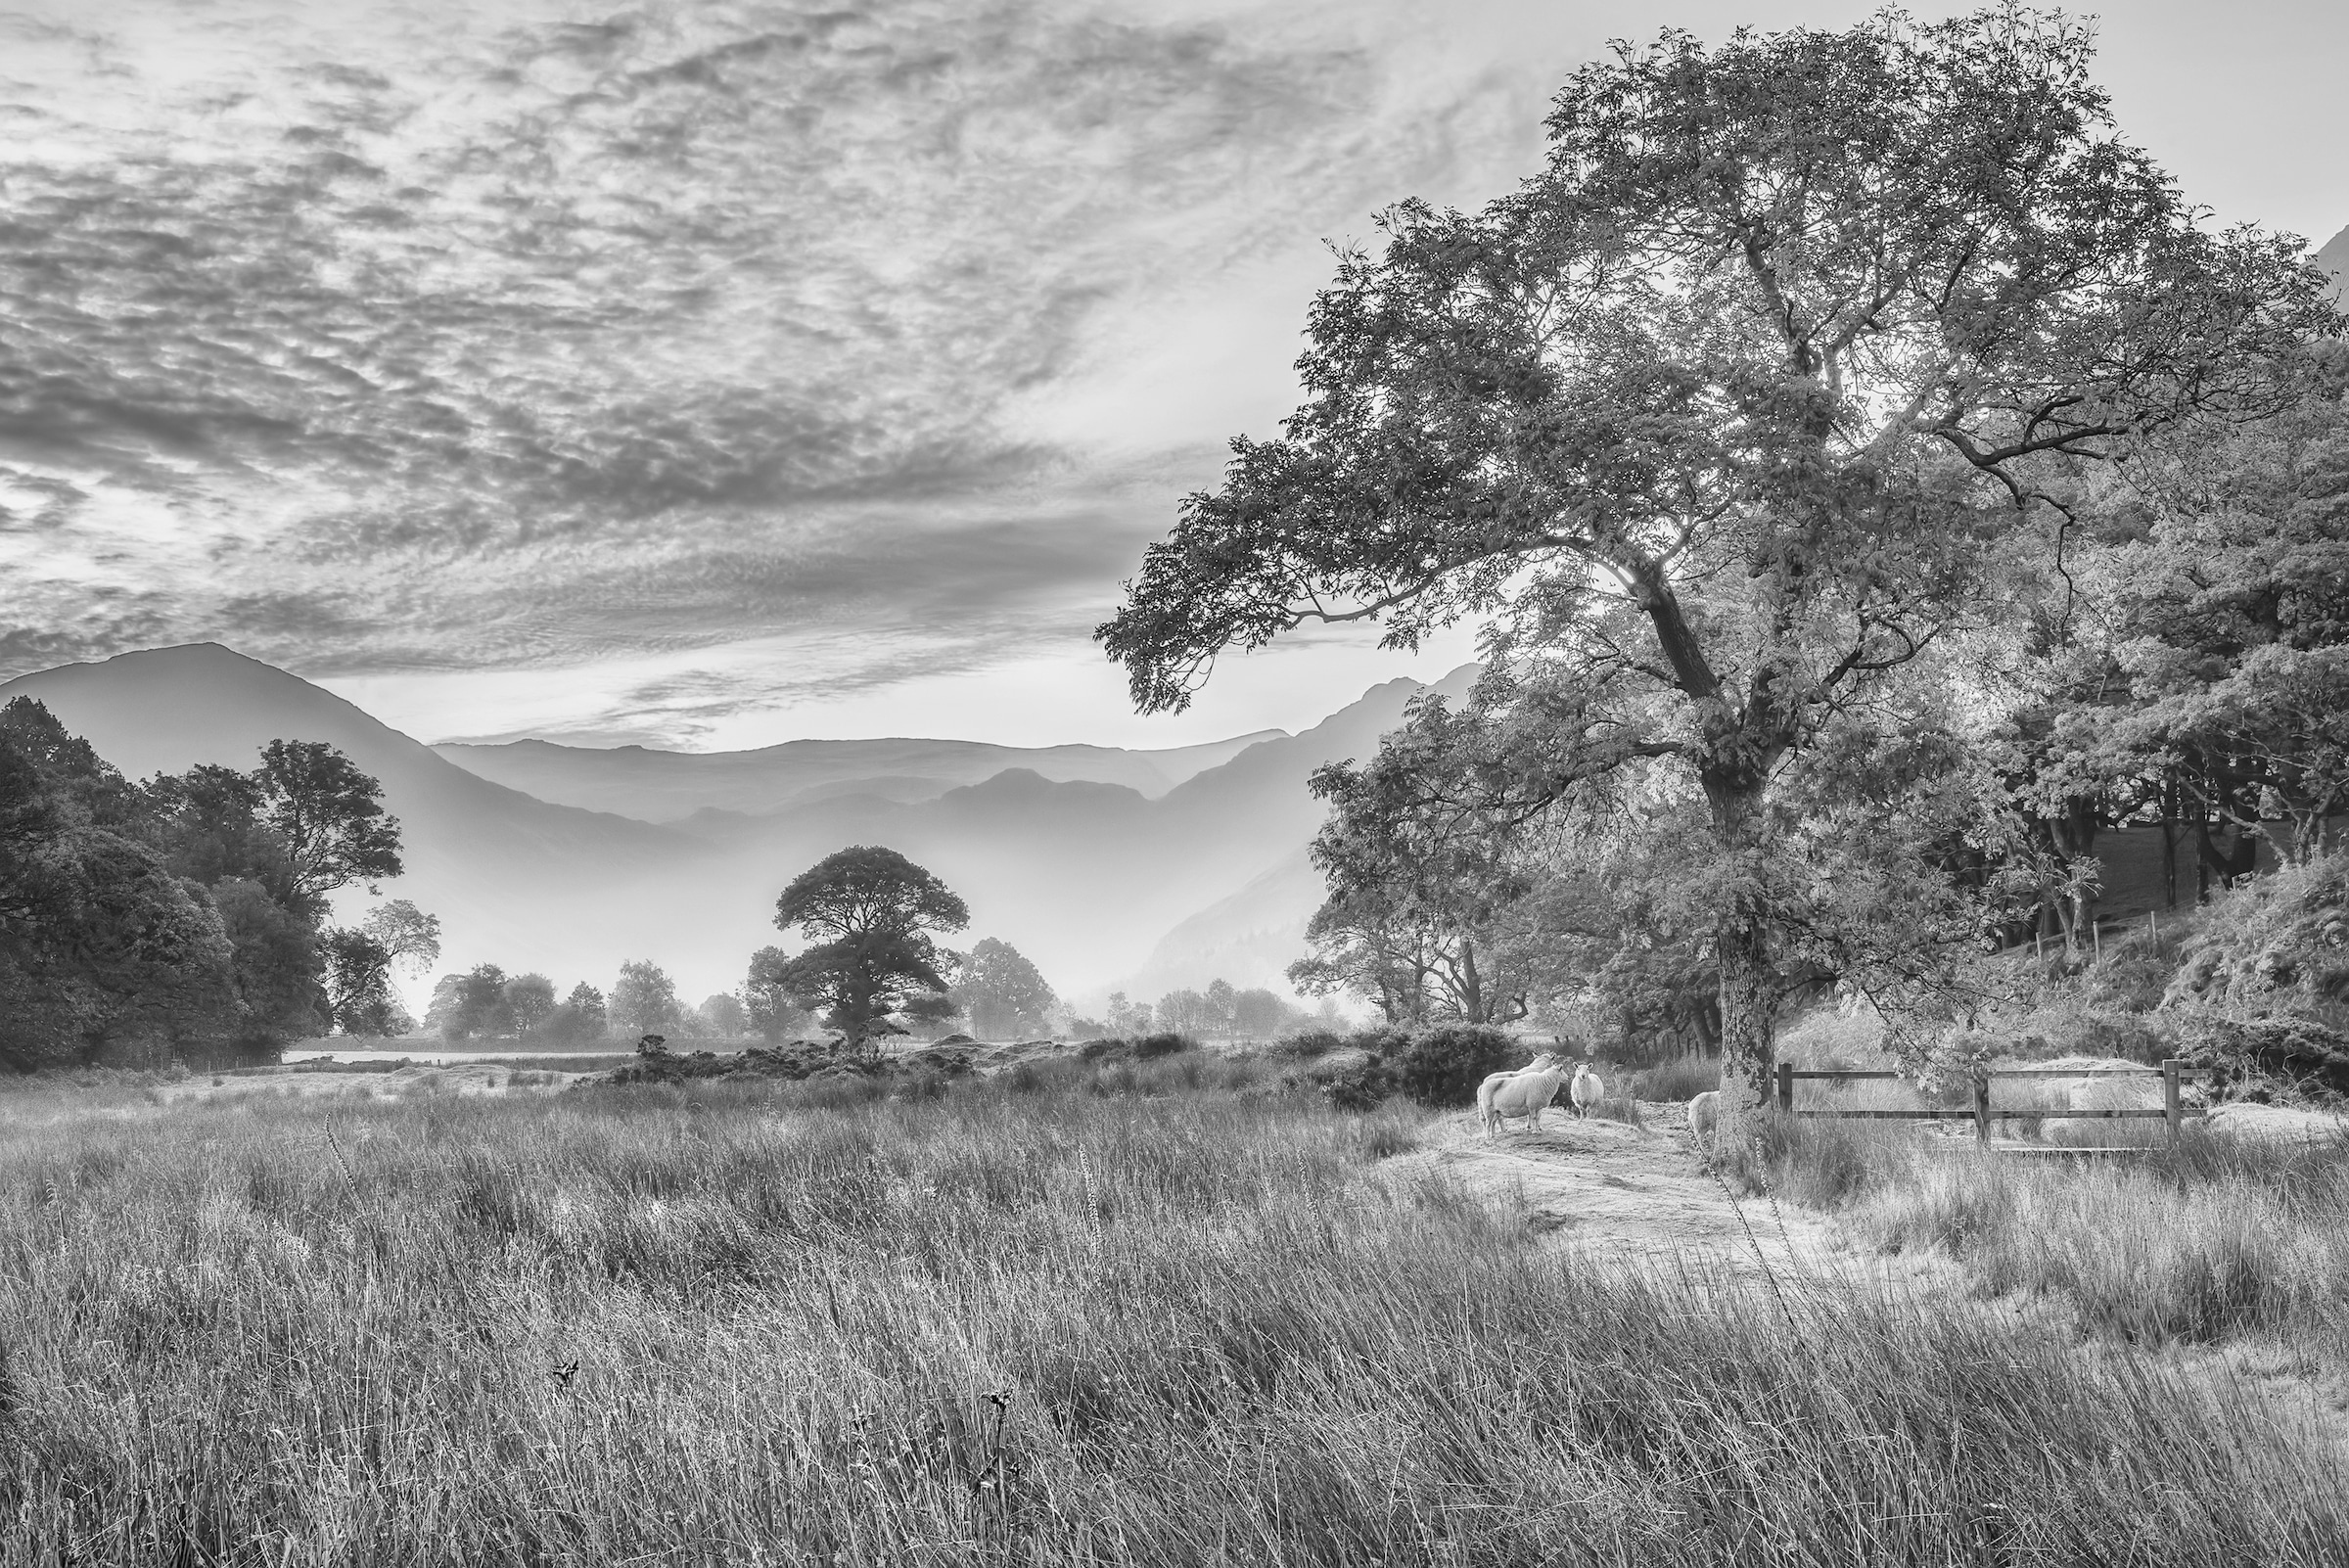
[2160, 772, 2178, 911]
[1714, 915, 1776, 1136]
[1703, 767, 1778, 1145]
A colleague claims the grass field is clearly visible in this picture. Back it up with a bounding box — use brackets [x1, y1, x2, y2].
[2, 1067, 2346, 1565]
[1764, 1113, 2349, 1369]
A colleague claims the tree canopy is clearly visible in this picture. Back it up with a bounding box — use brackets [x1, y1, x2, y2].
[769, 846, 969, 1047]
[1099, 7, 2337, 1135]
[610, 960, 683, 1038]
[0, 697, 418, 1066]
[949, 938, 1057, 1039]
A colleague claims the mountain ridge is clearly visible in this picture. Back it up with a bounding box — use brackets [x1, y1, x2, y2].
[1, 642, 1476, 1009]
[436, 725, 1285, 820]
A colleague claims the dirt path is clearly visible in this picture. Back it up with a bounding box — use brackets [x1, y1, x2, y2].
[1390, 1104, 1847, 1276]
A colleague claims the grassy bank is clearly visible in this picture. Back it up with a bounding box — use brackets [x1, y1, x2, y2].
[0, 1075, 2342, 1564]
[1762, 1114, 2349, 1366]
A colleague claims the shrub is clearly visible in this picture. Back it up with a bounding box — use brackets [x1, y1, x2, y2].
[1077, 1033, 1195, 1064]
[1390, 1026, 1519, 1108]
[2174, 1013, 2349, 1103]
[1322, 1058, 1398, 1113]
[1269, 1030, 1349, 1060]
[2165, 851, 2349, 1029]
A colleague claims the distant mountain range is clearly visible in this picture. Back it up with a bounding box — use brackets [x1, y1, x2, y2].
[0, 644, 1475, 1013]
[435, 729, 1280, 820]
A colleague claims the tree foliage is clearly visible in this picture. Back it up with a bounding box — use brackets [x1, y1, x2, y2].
[949, 938, 1057, 1038]
[0, 697, 417, 1066]
[769, 846, 969, 1048]
[610, 960, 683, 1038]
[1100, 7, 2334, 1132]
[321, 899, 439, 1036]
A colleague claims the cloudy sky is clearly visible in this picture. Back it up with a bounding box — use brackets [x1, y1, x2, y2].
[2, 0, 2343, 750]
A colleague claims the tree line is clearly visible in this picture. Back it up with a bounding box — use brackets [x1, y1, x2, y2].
[421, 848, 1081, 1047]
[0, 698, 436, 1069]
[1098, 7, 2349, 1140]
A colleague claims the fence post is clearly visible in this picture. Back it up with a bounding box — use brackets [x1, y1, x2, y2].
[2164, 1058, 2182, 1148]
[1776, 1060, 1794, 1115]
[1973, 1073, 1992, 1148]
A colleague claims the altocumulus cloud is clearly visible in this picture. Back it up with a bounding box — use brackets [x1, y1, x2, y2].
[0, 0, 1539, 733]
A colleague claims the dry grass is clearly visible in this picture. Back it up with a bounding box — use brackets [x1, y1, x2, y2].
[0, 1071, 2343, 1563]
[1765, 1115, 2349, 1366]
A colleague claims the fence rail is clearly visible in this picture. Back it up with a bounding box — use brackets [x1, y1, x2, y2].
[1776, 1059, 2205, 1148]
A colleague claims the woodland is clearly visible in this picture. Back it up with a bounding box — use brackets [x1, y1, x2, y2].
[1107, 7, 2349, 1138]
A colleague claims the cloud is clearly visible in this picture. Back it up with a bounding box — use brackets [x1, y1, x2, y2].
[0, 0, 1559, 731]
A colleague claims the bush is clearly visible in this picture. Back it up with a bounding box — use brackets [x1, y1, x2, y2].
[1269, 1030, 1349, 1060]
[1322, 1058, 1397, 1113]
[2165, 851, 2349, 1029]
[1390, 1026, 1520, 1108]
[1077, 1033, 1195, 1064]
[2174, 1014, 2349, 1103]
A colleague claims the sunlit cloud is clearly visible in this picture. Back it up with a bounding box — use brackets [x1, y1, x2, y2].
[3, 0, 2339, 745]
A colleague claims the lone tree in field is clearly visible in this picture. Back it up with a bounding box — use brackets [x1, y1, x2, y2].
[769, 846, 969, 1050]
[1100, 8, 2335, 1141]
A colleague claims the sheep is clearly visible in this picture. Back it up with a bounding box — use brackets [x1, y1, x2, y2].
[1477, 1051, 1568, 1136]
[1687, 1089, 1721, 1143]
[1568, 1063, 1604, 1120]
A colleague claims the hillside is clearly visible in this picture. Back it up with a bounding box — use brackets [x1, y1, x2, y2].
[1125, 845, 1329, 998]
[434, 729, 1282, 820]
[624, 666, 1483, 999]
[1, 643, 1478, 1008]
[2319, 222, 2349, 296]
[0, 645, 716, 1003]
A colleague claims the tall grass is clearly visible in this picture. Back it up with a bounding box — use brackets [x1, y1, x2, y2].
[1623, 1055, 1716, 1102]
[0, 1078, 2342, 1563]
[1762, 1114, 2349, 1365]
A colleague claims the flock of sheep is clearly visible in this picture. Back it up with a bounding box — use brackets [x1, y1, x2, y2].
[1476, 1050, 1720, 1141]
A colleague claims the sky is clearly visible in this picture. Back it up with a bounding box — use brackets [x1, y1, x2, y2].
[1, 0, 2343, 752]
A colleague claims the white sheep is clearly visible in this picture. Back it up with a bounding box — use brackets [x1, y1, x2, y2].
[1568, 1063, 1605, 1120]
[1477, 1051, 1567, 1136]
[1687, 1089, 1721, 1143]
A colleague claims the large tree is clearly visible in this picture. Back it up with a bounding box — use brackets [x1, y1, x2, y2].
[610, 960, 683, 1038]
[742, 945, 812, 1041]
[322, 899, 441, 1037]
[253, 740, 403, 909]
[1289, 708, 1542, 1026]
[0, 699, 242, 1066]
[769, 846, 969, 1049]
[949, 938, 1057, 1039]
[1100, 8, 2332, 1136]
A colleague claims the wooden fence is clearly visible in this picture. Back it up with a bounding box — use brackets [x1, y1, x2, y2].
[1776, 1060, 2206, 1149]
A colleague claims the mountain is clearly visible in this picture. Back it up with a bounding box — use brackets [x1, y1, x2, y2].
[2, 643, 1474, 1013]
[2319, 223, 2349, 297]
[1124, 845, 1329, 999]
[434, 728, 1282, 821]
[628, 666, 1481, 998]
[0, 644, 715, 1002]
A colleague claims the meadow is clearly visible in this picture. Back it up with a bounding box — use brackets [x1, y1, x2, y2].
[1762, 1112, 2349, 1371]
[0, 1060, 2343, 1566]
